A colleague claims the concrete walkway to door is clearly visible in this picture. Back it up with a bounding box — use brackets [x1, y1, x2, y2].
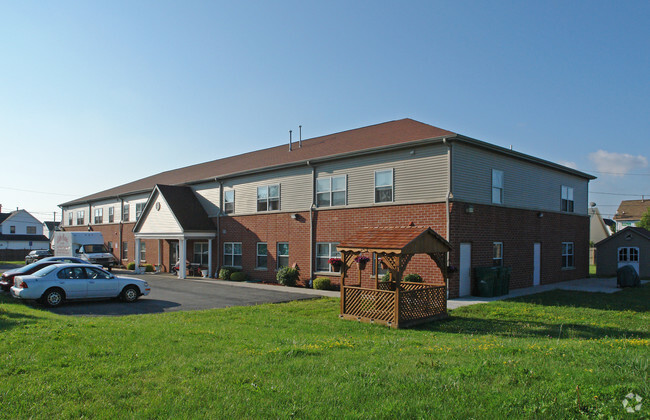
[448, 277, 649, 309]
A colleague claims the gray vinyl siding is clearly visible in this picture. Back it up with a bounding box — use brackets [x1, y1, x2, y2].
[191, 182, 221, 217]
[452, 143, 589, 214]
[315, 144, 449, 207]
[222, 166, 312, 214]
[64, 205, 89, 226]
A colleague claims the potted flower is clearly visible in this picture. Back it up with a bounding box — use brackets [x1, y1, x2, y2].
[328, 258, 343, 272]
[200, 266, 209, 278]
[354, 255, 370, 270]
[379, 258, 388, 269]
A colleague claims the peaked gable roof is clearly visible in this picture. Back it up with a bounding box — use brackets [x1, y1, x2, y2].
[595, 226, 650, 247]
[337, 226, 451, 254]
[613, 200, 650, 221]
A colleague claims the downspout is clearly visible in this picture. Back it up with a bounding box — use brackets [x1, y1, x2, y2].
[217, 179, 222, 275]
[118, 196, 124, 265]
[307, 161, 315, 281]
[443, 138, 452, 299]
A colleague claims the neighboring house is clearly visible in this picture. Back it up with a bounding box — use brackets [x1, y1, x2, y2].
[0, 208, 50, 252]
[595, 227, 650, 278]
[613, 199, 650, 231]
[43, 221, 61, 241]
[588, 207, 611, 245]
[59, 118, 595, 297]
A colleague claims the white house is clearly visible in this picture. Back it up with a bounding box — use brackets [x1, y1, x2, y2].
[0, 208, 50, 250]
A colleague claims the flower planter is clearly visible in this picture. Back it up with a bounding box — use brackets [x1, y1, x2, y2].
[357, 260, 367, 270]
[331, 265, 341, 273]
[201, 269, 208, 278]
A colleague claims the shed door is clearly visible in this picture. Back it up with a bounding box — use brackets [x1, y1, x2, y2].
[617, 247, 639, 275]
[459, 243, 472, 297]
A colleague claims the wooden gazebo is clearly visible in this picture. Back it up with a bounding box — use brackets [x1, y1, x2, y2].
[337, 226, 451, 328]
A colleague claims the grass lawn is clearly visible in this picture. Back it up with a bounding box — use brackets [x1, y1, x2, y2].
[1, 286, 648, 418]
[589, 264, 597, 277]
[0, 261, 24, 267]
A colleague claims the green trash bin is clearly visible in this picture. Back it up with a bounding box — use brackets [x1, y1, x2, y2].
[474, 267, 498, 297]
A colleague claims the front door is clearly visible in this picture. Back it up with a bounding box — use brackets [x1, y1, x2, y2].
[618, 247, 640, 275]
[533, 243, 541, 286]
[459, 243, 472, 297]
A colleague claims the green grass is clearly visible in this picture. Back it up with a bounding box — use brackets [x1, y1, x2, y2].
[1, 286, 649, 419]
[589, 264, 597, 277]
[0, 261, 24, 266]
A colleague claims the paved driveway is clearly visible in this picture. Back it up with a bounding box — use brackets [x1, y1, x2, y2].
[14, 273, 327, 316]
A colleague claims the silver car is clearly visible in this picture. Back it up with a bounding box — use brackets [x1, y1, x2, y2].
[10, 263, 150, 307]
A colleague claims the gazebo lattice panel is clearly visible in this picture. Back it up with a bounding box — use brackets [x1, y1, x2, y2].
[342, 287, 395, 324]
[399, 286, 447, 325]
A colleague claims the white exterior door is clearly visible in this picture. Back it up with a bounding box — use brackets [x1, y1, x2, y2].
[618, 247, 640, 275]
[533, 243, 541, 286]
[459, 243, 472, 297]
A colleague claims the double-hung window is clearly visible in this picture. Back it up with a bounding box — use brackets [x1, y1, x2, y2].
[277, 242, 289, 269]
[257, 184, 280, 212]
[315, 242, 340, 272]
[122, 241, 128, 260]
[76, 211, 85, 225]
[94, 208, 103, 224]
[493, 242, 503, 266]
[123, 204, 130, 222]
[316, 175, 346, 207]
[140, 242, 146, 262]
[375, 169, 393, 203]
[108, 207, 114, 223]
[256, 243, 267, 269]
[10, 226, 15, 234]
[224, 242, 242, 267]
[135, 203, 145, 220]
[26, 226, 36, 234]
[561, 186, 574, 212]
[562, 242, 574, 269]
[193, 242, 209, 265]
[224, 190, 235, 214]
[492, 170, 504, 204]
[68, 212, 73, 226]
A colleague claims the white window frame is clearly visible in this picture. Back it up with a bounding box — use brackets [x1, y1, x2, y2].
[68, 212, 73, 226]
[492, 169, 504, 204]
[223, 242, 242, 268]
[123, 204, 130, 222]
[122, 241, 128, 260]
[256, 242, 267, 270]
[26, 226, 36, 234]
[76, 211, 85, 225]
[224, 190, 235, 214]
[493, 242, 503, 266]
[135, 203, 145, 220]
[562, 242, 574, 269]
[374, 169, 394, 203]
[316, 175, 347, 207]
[315, 242, 340, 272]
[193, 242, 209, 265]
[140, 241, 146, 262]
[257, 184, 280, 212]
[618, 247, 639, 263]
[108, 207, 114, 223]
[277, 242, 289, 269]
[561, 186, 574, 212]
[94, 208, 103, 224]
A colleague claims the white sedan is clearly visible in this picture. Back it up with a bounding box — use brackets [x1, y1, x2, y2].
[10, 263, 150, 307]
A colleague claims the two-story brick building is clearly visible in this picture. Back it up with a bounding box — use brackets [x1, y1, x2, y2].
[59, 119, 594, 297]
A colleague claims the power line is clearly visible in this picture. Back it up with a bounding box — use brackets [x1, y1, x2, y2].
[0, 186, 79, 197]
[590, 191, 649, 197]
[588, 170, 650, 176]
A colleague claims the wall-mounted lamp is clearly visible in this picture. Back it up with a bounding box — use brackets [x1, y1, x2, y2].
[465, 205, 474, 214]
[291, 213, 299, 220]
[537, 212, 544, 218]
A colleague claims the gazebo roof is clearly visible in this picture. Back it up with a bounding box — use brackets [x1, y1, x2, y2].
[337, 226, 451, 255]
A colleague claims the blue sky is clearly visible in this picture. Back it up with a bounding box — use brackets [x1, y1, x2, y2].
[1, 1, 648, 221]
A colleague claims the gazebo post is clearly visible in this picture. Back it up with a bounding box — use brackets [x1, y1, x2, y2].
[340, 250, 348, 317]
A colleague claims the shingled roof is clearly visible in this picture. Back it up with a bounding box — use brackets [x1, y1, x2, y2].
[61, 119, 454, 207]
[337, 226, 451, 255]
[613, 200, 650, 221]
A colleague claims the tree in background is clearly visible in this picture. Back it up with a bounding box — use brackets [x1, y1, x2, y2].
[638, 208, 650, 230]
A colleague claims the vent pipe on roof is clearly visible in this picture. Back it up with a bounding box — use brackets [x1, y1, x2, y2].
[289, 130, 293, 151]
[299, 125, 302, 148]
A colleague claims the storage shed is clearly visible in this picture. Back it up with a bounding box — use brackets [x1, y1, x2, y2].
[595, 227, 650, 278]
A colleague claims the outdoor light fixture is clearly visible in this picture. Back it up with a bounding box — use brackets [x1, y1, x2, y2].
[465, 205, 474, 214]
[537, 212, 544, 218]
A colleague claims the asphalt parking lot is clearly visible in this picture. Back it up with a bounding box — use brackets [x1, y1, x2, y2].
[2, 270, 331, 316]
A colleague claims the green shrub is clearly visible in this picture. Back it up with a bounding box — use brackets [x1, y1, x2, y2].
[219, 266, 240, 280]
[277, 266, 300, 287]
[126, 262, 136, 270]
[381, 273, 391, 282]
[404, 273, 423, 283]
[230, 272, 247, 282]
[144, 264, 154, 273]
[313, 277, 331, 290]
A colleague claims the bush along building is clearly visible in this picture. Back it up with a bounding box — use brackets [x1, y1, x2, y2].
[59, 119, 594, 298]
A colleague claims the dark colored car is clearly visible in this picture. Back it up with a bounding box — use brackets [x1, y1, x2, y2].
[1, 257, 89, 292]
[24, 250, 53, 264]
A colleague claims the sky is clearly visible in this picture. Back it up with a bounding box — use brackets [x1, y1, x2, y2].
[1, 0, 648, 222]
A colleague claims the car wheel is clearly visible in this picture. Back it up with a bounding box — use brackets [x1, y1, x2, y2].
[42, 288, 65, 307]
[121, 286, 140, 303]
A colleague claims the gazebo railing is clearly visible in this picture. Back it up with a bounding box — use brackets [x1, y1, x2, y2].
[399, 285, 447, 326]
[342, 286, 395, 324]
[378, 281, 436, 292]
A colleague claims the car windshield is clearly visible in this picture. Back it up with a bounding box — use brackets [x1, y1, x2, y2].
[81, 245, 109, 253]
[32, 265, 59, 277]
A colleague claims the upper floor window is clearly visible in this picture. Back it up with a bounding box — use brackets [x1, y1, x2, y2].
[224, 190, 235, 214]
[257, 184, 280, 212]
[224, 242, 242, 267]
[68, 212, 73, 226]
[76, 211, 85, 225]
[493, 242, 503, 266]
[562, 242, 574, 269]
[375, 169, 393, 203]
[135, 203, 145, 220]
[316, 175, 346, 207]
[492, 170, 504, 204]
[10, 225, 16, 234]
[94, 208, 103, 224]
[315, 242, 340, 272]
[561, 186, 574, 212]
[26, 226, 36, 234]
[123, 204, 130, 222]
[108, 207, 114, 223]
